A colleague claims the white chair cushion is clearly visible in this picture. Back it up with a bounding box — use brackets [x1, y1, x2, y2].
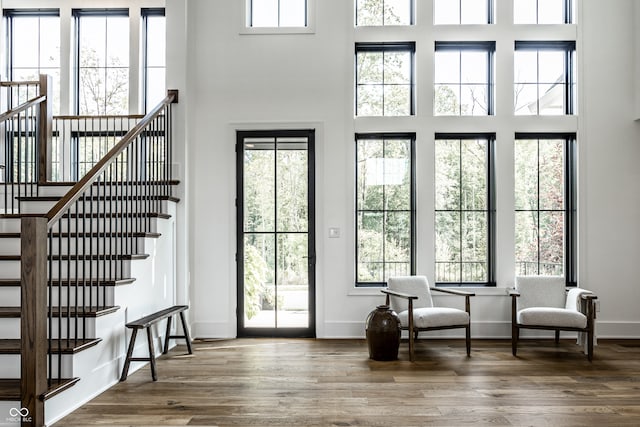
[398, 307, 469, 329]
[387, 276, 434, 312]
[515, 276, 566, 310]
[517, 307, 587, 329]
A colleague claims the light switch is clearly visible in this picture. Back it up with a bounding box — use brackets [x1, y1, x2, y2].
[329, 227, 340, 238]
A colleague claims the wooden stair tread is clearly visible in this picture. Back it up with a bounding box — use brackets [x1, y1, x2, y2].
[0, 338, 102, 354]
[0, 306, 120, 318]
[0, 377, 79, 401]
[0, 278, 136, 287]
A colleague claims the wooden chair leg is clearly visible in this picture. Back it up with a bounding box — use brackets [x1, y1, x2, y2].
[466, 325, 471, 357]
[408, 329, 415, 362]
[512, 324, 519, 356]
[146, 328, 158, 381]
[587, 329, 594, 362]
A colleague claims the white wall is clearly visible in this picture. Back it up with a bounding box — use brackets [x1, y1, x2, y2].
[167, 0, 640, 339]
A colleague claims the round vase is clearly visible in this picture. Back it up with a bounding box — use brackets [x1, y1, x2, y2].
[365, 304, 401, 361]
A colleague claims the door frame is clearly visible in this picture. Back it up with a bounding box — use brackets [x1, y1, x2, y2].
[236, 129, 316, 338]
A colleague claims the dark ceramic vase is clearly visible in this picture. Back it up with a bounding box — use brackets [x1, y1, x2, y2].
[365, 305, 401, 361]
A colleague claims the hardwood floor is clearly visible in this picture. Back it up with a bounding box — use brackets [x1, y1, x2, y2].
[55, 338, 640, 426]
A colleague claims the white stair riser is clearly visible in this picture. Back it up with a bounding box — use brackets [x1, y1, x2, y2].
[0, 237, 149, 256]
[0, 318, 94, 340]
[20, 199, 171, 215]
[0, 287, 115, 307]
[0, 354, 73, 379]
[0, 260, 132, 279]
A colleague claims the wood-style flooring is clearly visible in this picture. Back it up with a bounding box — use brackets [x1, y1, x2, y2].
[54, 338, 640, 426]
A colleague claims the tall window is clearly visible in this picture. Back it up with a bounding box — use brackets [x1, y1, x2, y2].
[249, 0, 307, 27]
[4, 9, 61, 112]
[514, 41, 576, 115]
[356, 133, 415, 286]
[514, 0, 575, 24]
[356, 0, 413, 26]
[434, 0, 493, 24]
[435, 134, 495, 286]
[434, 42, 495, 116]
[514, 134, 576, 285]
[74, 9, 129, 115]
[355, 42, 415, 117]
[142, 8, 166, 112]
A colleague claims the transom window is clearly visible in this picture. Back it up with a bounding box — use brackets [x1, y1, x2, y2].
[355, 42, 415, 117]
[356, 133, 415, 286]
[249, 0, 307, 27]
[356, 0, 413, 26]
[434, 0, 493, 25]
[514, 0, 575, 24]
[514, 134, 576, 285]
[434, 42, 495, 116]
[435, 134, 495, 286]
[74, 9, 130, 115]
[514, 41, 576, 115]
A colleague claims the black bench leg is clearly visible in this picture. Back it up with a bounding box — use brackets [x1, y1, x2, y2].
[179, 310, 193, 354]
[146, 327, 158, 381]
[120, 329, 138, 382]
[163, 315, 173, 355]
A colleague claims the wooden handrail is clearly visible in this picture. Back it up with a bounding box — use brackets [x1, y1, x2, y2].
[0, 95, 46, 122]
[0, 80, 39, 87]
[54, 114, 145, 120]
[46, 90, 178, 225]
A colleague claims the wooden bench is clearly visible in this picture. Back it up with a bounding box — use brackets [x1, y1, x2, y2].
[120, 305, 193, 381]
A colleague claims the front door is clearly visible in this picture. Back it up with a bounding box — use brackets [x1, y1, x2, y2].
[236, 130, 315, 337]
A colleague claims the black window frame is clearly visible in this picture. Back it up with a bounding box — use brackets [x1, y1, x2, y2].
[514, 132, 577, 287]
[355, 0, 415, 26]
[141, 7, 166, 114]
[355, 132, 416, 287]
[514, 40, 576, 115]
[355, 42, 416, 117]
[72, 8, 130, 115]
[434, 132, 496, 287]
[434, 41, 496, 116]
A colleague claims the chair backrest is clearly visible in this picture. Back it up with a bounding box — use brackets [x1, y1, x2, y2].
[387, 276, 434, 312]
[515, 275, 566, 311]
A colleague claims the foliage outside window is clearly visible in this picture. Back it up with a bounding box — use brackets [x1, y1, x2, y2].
[435, 134, 495, 285]
[434, 42, 495, 116]
[74, 9, 129, 115]
[356, 134, 414, 286]
[514, 0, 575, 24]
[356, 42, 415, 117]
[514, 41, 576, 115]
[514, 134, 576, 284]
[4, 9, 61, 113]
[434, 0, 492, 24]
[249, 0, 307, 27]
[142, 8, 166, 113]
[356, 0, 413, 26]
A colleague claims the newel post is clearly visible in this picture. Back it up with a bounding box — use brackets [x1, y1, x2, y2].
[38, 74, 52, 184]
[21, 217, 48, 427]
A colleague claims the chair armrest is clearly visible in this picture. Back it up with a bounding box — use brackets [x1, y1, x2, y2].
[381, 289, 418, 300]
[581, 293, 597, 301]
[430, 287, 475, 297]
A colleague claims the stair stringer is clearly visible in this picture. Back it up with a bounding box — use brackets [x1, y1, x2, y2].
[44, 202, 178, 426]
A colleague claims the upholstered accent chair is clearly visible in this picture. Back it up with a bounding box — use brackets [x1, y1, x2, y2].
[381, 276, 475, 361]
[510, 276, 597, 361]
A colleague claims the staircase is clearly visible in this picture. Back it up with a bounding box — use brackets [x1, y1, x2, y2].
[0, 79, 180, 426]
